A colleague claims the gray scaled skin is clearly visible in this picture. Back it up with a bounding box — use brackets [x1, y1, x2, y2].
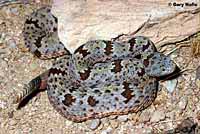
[14, 7, 177, 122]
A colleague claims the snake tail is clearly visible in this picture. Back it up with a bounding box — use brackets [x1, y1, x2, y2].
[13, 71, 49, 105]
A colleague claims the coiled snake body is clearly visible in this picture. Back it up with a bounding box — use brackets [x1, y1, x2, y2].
[15, 7, 177, 122]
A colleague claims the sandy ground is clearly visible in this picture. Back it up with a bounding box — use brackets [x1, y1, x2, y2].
[0, 2, 200, 134]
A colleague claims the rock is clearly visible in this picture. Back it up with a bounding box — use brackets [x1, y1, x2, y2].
[151, 110, 166, 122]
[86, 119, 101, 130]
[51, 0, 200, 52]
[117, 115, 129, 122]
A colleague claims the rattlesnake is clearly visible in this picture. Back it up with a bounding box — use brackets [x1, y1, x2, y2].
[15, 7, 177, 122]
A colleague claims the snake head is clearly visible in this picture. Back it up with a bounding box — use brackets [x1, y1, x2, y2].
[145, 52, 178, 77]
[23, 6, 70, 60]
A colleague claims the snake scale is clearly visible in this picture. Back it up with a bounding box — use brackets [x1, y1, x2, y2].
[15, 7, 177, 122]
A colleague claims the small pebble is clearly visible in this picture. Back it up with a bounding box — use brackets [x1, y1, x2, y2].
[196, 66, 200, 88]
[101, 127, 113, 134]
[166, 111, 175, 119]
[117, 115, 128, 122]
[175, 118, 197, 133]
[0, 48, 7, 55]
[142, 128, 153, 134]
[110, 120, 119, 129]
[178, 97, 188, 110]
[30, 62, 39, 70]
[196, 66, 200, 79]
[8, 110, 14, 118]
[151, 110, 165, 122]
[108, 115, 117, 120]
[10, 7, 19, 15]
[0, 100, 7, 109]
[100, 118, 110, 129]
[86, 119, 101, 130]
[164, 79, 178, 93]
[139, 110, 151, 123]
[7, 39, 16, 49]
[9, 119, 17, 126]
[196, 111, 200, 121]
